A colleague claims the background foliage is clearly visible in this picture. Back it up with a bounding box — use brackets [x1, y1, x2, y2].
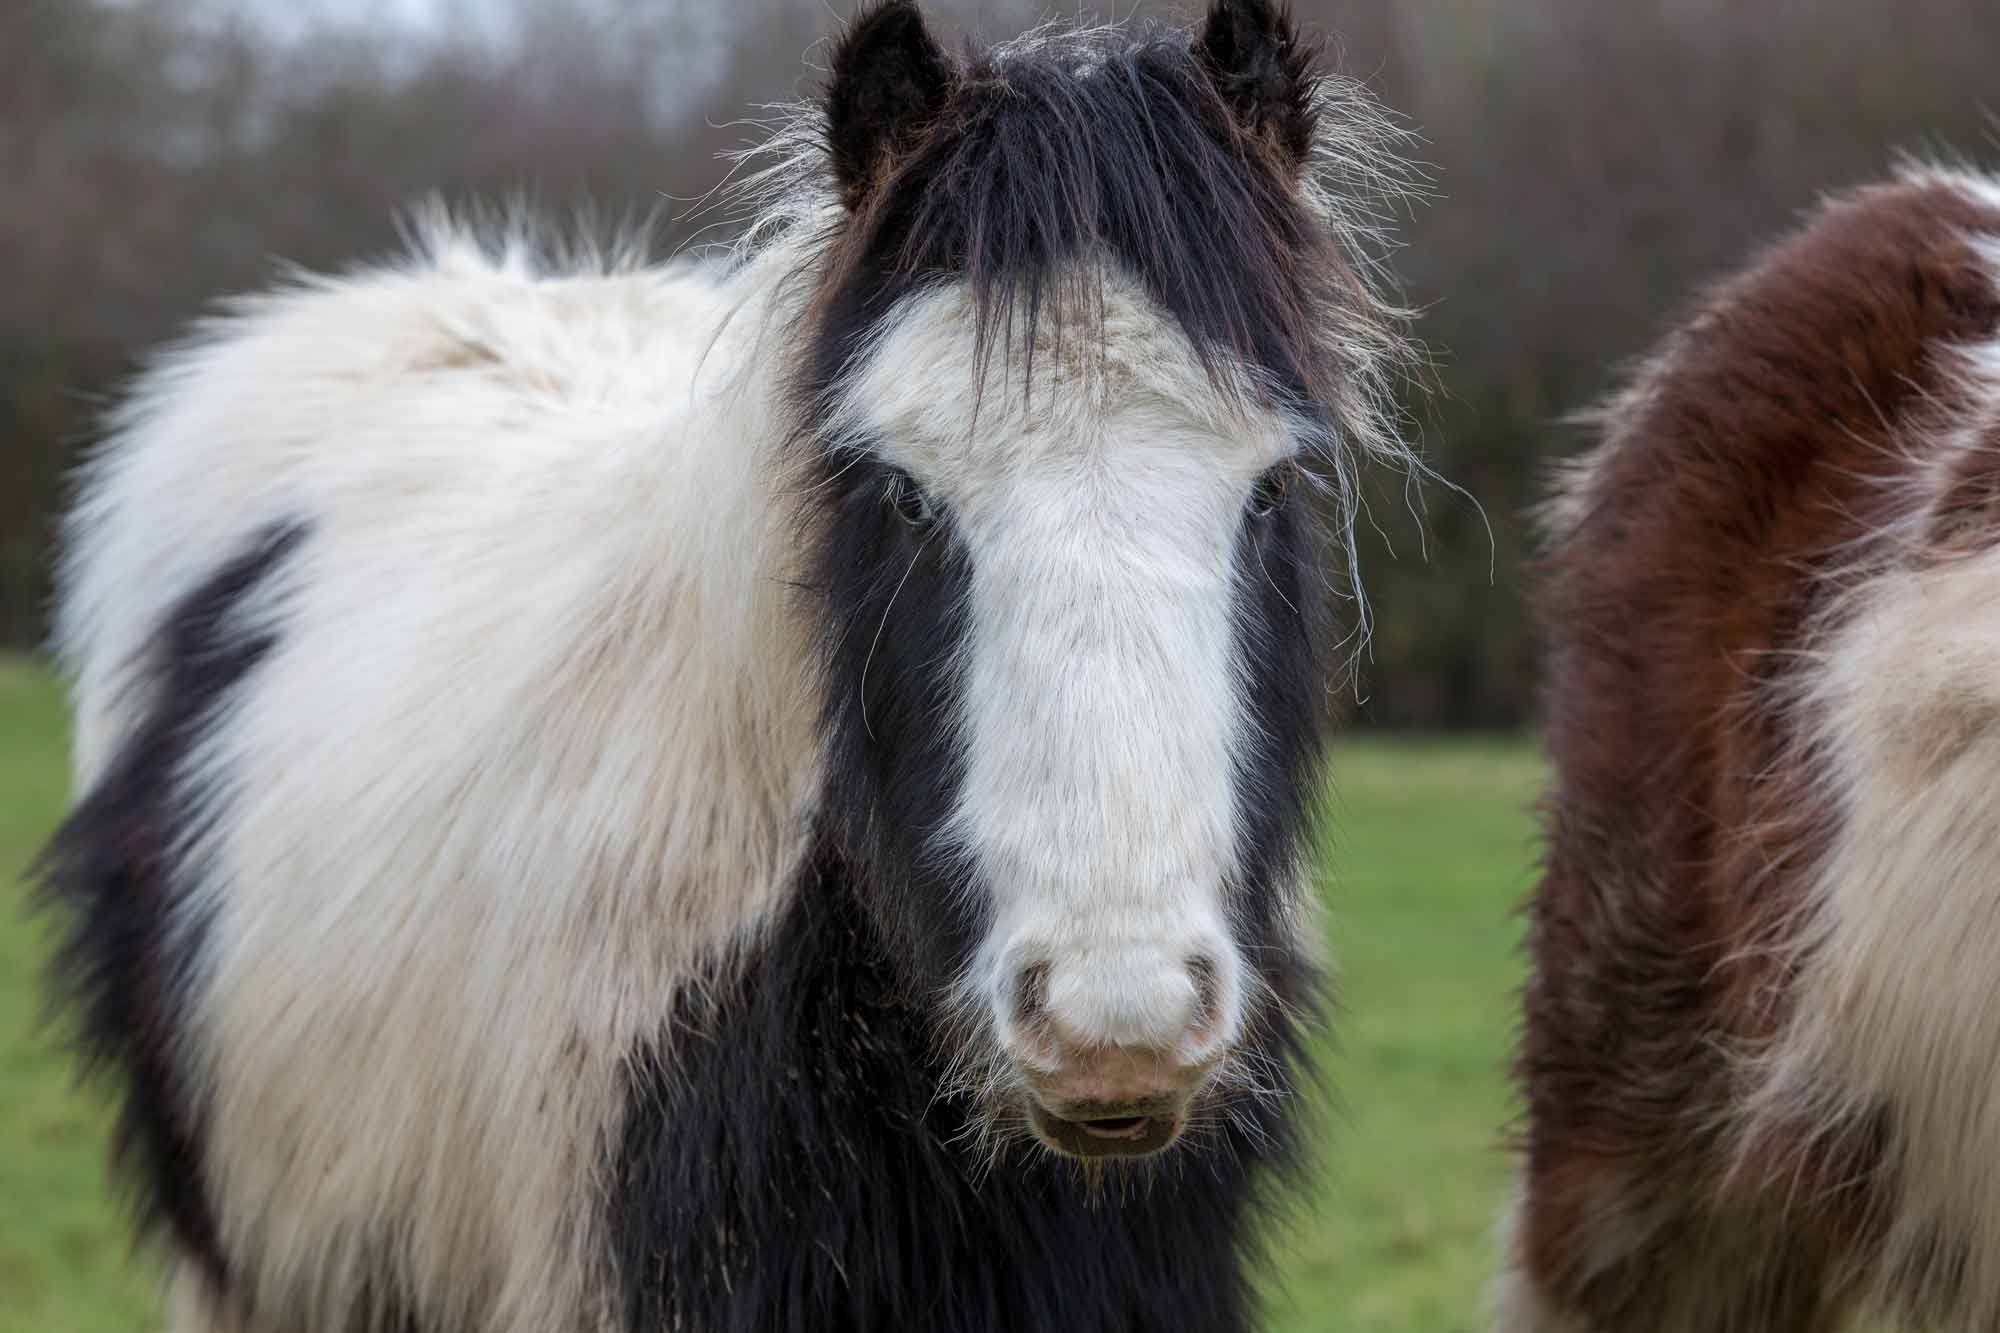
[3, 0, 1996, 725]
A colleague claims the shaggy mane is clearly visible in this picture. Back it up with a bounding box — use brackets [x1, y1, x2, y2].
[715, 13, 1431, 657]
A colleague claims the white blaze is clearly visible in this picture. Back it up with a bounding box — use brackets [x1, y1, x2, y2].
[827, 272, 1297, 1059]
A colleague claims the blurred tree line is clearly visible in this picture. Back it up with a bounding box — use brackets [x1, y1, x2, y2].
[4, 0, 1996, 726]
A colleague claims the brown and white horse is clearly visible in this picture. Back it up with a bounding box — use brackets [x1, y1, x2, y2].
[1505, 168, 2000, 1331]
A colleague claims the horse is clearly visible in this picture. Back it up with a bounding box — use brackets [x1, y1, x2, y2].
[37, 2, 1424, 1329]
[1503, 167, 2000, 1331]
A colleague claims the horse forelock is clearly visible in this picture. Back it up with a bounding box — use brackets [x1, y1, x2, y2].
[719, 16, 1422, 448]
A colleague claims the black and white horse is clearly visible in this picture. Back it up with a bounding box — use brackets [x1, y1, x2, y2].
[41, 2, 1420, 1329]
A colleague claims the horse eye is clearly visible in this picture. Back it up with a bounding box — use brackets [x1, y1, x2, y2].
[888, 473, 936, 529]
[1247, 463, 1295, 520]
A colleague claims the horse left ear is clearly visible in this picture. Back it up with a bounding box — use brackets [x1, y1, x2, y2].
[825, 0, 956, 209]
[1194, 0, 1318, 170]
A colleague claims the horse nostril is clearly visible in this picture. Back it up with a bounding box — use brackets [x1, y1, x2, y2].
[1186, 954, 1221, 1030]
[1013, 960, 1051, 1029]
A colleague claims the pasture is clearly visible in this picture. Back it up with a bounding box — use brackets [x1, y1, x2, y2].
[0, 655, 1541, 1333]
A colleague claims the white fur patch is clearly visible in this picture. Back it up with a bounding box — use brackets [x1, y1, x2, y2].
[1743, 205, 2000, 1326]
[1753, 544, 2000, 1327]
[62, 223, 820, 1332]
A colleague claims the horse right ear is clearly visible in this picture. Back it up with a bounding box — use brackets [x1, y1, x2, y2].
[1195, 0, 1319, 170]
[825, 1, 955, 209]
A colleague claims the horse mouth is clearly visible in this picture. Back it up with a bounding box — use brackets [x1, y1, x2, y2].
[1025, 1100, 1186, 1159]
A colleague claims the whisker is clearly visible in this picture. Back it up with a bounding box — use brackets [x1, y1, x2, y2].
[858, 528, 940, 742]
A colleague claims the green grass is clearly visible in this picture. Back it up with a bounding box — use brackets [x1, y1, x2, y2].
[0, 660, 162, 1333]
[1265, 740, 1541, 1333]
[0, 659, 1543, 1333]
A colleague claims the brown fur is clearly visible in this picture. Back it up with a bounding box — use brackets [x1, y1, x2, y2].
[1514, 177, 2000, 1330]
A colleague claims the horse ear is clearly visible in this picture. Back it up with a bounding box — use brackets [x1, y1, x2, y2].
[825, 1, 955, 208]
[1194, 0, 1318, 170]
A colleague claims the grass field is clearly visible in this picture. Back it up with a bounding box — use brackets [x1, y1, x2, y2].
[0, 656, 1545, 1333]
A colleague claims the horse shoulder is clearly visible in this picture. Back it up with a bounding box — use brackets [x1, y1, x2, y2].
[53, 232, 817, 1333]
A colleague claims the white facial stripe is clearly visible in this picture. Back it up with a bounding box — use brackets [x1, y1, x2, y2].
[829, 272, 1295, 1054]
[954, 463, 1244, 1046]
